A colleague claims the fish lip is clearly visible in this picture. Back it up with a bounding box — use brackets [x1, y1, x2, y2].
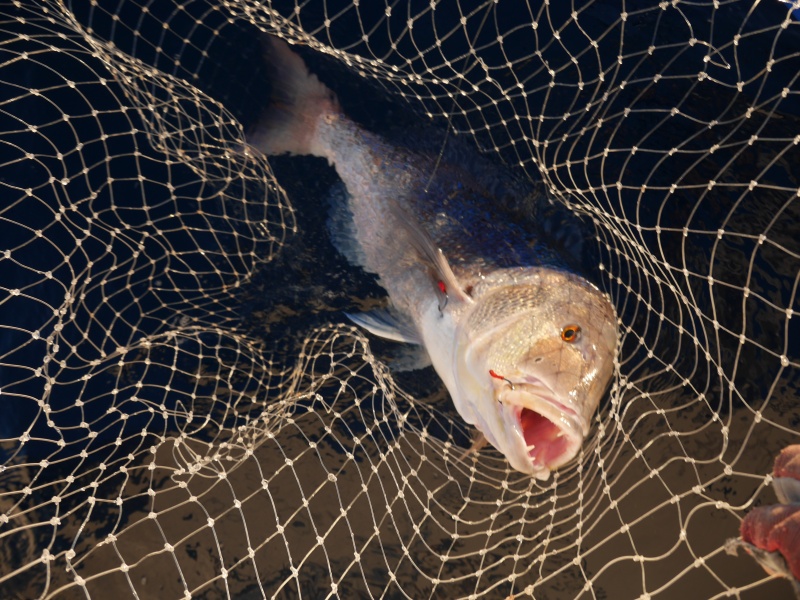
[499, 382, 588, 477]
[504, 377, 589, 433]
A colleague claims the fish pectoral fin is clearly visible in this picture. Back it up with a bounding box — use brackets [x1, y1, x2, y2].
[345, 309, 421, 344]
[388, 200, 472, 305]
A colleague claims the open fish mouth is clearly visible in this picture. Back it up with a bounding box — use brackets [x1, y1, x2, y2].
[500, 384, 587, 476]
[518, 405, 581, 470]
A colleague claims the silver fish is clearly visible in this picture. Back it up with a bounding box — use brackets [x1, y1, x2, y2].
[249, 37, 618, 479]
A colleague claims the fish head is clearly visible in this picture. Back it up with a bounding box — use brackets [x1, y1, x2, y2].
[452, 270, 618, 479]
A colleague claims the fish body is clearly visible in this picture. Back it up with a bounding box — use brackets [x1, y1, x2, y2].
[250, 38, 618, 478]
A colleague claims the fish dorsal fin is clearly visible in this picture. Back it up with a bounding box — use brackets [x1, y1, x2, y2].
[388, 200, 472, 305]
[345, 309, 421, 344]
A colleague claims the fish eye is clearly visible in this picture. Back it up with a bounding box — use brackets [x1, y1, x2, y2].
[561, 324, 581, 343]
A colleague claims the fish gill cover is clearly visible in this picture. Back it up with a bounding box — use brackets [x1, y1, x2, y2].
[0, 0, 798, 598]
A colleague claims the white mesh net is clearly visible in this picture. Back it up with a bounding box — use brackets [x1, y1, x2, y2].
[1, 0, 799, 598]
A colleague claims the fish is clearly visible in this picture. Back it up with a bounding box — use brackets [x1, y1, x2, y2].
[247, 36, 618, 479]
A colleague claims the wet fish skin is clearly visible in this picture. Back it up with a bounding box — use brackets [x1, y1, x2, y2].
[249, 37, 618, 478]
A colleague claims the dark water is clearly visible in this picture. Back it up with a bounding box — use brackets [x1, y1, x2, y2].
[1, 0, 799, 598]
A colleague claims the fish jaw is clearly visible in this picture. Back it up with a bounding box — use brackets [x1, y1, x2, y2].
[497, 385, 588, 479]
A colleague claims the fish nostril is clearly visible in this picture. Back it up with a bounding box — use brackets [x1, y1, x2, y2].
[534, 357, 544, 363]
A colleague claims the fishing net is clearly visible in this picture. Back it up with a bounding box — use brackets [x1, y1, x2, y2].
[1, 0, 798, 598]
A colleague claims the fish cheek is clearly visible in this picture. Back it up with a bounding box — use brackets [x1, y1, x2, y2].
[518, 337, 563, 374]
[520, 339, 585, 393]
[454, 335, 496, 425]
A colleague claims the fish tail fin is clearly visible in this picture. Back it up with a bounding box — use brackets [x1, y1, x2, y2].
[247, 35, 339, 157]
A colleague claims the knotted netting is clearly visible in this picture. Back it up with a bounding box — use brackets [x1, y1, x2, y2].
[0, 0, 798, 598]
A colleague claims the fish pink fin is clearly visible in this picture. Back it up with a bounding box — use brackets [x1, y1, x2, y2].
[247, 36, 339, 157]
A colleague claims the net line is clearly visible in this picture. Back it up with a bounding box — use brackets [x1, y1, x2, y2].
[0, 0, 798, 598]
